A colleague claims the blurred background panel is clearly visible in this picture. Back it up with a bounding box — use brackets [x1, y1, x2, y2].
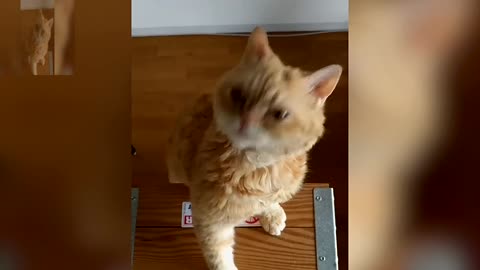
[0, 0, 131, 269]
[350, 0, 479, 270]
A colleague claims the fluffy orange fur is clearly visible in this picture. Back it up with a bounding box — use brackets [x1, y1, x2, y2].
[166, 27, 342, 270]
[26, 9, 53, 75]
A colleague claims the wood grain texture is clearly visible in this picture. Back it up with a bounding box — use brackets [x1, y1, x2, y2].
[136, 183, 328, 228]
[134, 228, 315, 270]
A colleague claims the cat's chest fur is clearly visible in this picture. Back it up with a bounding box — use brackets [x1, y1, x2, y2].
[189, 126, 307, 223]
[29, 35, 49, 59]
[194, 143, 306, 197]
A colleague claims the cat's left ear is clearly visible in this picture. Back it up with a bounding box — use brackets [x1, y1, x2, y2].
[242, 27, 272, 62]
[307, 64, 342, 106]
[47, 18, 54, 28]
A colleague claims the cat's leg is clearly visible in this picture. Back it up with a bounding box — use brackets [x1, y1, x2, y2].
[31, 62, 37, 76]
[259, 203, 286, 236]
[40, 57, 46, 66]
[195, 223, 237, 270]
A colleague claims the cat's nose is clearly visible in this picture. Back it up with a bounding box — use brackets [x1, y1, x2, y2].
[239, 118, 250, 134]
[239, 113, 257, 133]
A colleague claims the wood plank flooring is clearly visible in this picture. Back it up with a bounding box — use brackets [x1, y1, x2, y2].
[135, 228, 316, 270]
[133, 183, 325, 269]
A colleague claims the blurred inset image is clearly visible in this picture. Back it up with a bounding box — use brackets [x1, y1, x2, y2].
[19, 0, 74, 76]
[21, 1, 54, 75]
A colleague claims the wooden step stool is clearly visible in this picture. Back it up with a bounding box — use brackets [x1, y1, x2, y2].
[132, 183, 336, 270]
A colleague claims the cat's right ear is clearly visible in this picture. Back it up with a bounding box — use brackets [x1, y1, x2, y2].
[242, 27, 272, 62]
[307, 65, 343, 106]
[47, 18, 54, 28]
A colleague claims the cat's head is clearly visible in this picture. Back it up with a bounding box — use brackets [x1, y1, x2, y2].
[34, 9, 54, 39]
[213, 27, 342, 155]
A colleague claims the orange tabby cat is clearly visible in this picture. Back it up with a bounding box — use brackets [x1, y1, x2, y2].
[27, 9, 53, 75]
[166, 27, 342, 270]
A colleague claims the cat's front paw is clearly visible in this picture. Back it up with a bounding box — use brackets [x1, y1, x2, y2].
[218, 266, 237, 270]
[212, 263, 238, 270]
[260, 206, 286, 236]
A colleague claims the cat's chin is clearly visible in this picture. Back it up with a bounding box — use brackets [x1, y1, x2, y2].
[218, 125, 270, 151]
[229, 136, 260, 151]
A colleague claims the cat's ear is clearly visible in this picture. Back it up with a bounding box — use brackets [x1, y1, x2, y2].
[47, 18, 54, 28]
[242, 27, 272, 62]
[307, 65, 342, 106]
[39, 9, 45, 20]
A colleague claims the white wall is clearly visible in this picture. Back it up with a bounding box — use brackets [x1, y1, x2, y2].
[132, 0, 348, 37]
[20, 0, 54, 10]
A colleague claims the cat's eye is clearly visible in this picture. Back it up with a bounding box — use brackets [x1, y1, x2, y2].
[230, 87, 245, 105]
[273, 110, 289, 120]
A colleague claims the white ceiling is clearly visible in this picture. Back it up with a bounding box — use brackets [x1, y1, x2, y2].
[132, 0, 348, 37]
[20, 0, 54, 10]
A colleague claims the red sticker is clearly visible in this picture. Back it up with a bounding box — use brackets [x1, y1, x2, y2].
[184, 215, 193, 224]
[244, 216, 259, 224]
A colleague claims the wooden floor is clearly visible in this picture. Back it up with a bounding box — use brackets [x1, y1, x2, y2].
[134, 183, 327, 269]
[132, 32, 348, 269]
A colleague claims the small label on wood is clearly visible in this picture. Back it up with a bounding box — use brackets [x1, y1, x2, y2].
[181, 202, 261, 228]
